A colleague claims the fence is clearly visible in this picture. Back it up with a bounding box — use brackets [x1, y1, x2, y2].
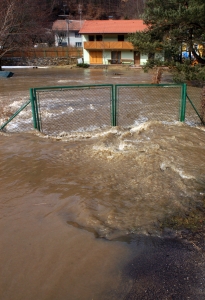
[185, 86, 205, 126]
[115, 84, 186, 127]
[30, 85, 114, 135]
[3, 47, 83, 59]
[1, 83, 204, 135]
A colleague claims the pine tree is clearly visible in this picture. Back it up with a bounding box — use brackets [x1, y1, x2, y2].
[128, 0, 205, 64]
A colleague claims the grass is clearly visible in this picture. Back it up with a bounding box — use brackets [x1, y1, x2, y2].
[161, 208, 205, 232]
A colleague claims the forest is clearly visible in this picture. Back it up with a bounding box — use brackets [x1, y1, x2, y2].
[52, 0, 146, 20]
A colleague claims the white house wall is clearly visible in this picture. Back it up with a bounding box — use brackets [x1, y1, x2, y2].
[102, 50, 110, 64]
[69, 32, 82, 47]
[82, 35, 88, 63]
[154, 51, 164, 61]
[83, 49, 90, 64]
[121, 51, 133, 60]
[54, 31, 83, 47]
[54, 36, 58, 46]
[140, 53, 149, 65]
[54, 34, 67, 46]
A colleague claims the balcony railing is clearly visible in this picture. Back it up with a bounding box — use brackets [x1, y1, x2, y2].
[84, 41, 134, 50]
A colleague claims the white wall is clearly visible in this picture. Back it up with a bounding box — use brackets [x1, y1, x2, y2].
[154, 51, 164, 61]
[102, 50, 111, 64]
[54, 31, 83, 47]
[69, 31, 83, 47]
[140, 53, 149, 65]
[121, 51, 133, 60]
[82, 35, 89, 63]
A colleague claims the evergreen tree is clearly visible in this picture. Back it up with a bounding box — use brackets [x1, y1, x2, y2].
[128, 0, 205, 65]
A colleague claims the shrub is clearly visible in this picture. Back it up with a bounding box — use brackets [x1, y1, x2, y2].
[77, 63, 89, 68]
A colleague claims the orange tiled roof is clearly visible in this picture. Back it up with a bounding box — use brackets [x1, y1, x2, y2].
[52, 20, 84, 31]
[79, 20, 147, 34]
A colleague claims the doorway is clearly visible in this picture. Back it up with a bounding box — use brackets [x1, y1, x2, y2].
[134, 51, 140, 65]
[111, 51, 121, 64]
[89, 51, 103, 64]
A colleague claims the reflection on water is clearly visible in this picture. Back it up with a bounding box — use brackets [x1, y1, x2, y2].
[1, 68, 205, 299]
[0, 67, 155, 93]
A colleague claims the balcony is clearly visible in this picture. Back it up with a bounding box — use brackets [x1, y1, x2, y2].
[84, 41, 134, 50]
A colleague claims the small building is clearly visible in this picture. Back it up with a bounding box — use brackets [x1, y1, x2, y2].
[52, 20, 84, 47]
[79, 19, 161, 65]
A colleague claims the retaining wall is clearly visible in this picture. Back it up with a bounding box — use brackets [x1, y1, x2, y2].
[2, 57, 78, 67]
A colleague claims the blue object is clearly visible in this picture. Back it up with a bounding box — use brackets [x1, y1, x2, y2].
[182, 51, 189, 58]
[0, 71, 14, 78]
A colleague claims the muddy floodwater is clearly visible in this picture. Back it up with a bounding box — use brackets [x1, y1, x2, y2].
[0, 67, 205, 299]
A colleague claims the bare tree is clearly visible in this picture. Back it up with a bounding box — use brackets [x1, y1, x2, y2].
[120, 0, 145, 19]
[53, 29, 67, 46]
[0, 0, 52, 69]
[54, 0, 145, 20]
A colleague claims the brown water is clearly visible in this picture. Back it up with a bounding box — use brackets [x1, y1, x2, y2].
[1, 68, 205, 299]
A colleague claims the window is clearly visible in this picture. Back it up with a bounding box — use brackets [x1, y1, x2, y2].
[96, 35, 102, 41]
[75, 32, 81, 38]
[75, 42, 82, 47]
[58, 42, 68, 47]
[111, 51, 121, 64]
[89, 35, 95, 41]
[118, 35, 124, 41]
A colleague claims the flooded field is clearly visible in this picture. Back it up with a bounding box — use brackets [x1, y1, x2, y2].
[0, 67, 202, 133]
[0, 67, 205, 299]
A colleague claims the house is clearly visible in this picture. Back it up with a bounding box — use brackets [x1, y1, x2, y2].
[52, 20, 84, 47]
[79, 19, 162, 65]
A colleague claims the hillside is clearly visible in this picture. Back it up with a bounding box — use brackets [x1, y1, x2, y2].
[52, 0, 145, 21]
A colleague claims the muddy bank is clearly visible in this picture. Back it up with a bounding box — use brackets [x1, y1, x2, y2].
[122, 235, 205, 300]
